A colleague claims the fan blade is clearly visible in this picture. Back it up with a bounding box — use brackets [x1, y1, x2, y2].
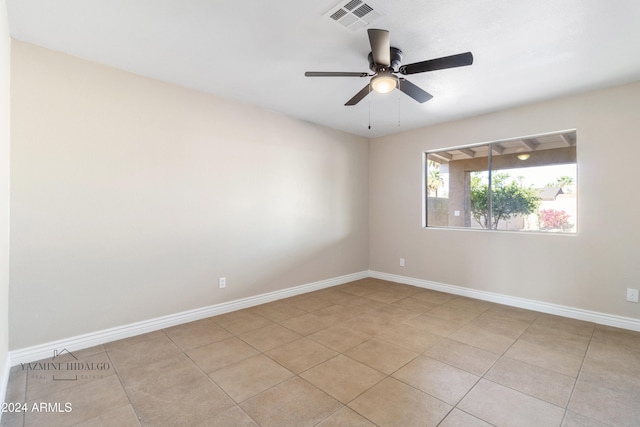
[398, 78, 433, 103]
[367, 29, 390, 67]
[399, 52, 473, 75]
[345, 84, 371, 106]
[305, 71, 370, 77]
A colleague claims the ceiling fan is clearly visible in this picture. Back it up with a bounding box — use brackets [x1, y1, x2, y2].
[305, 29, 473, 106]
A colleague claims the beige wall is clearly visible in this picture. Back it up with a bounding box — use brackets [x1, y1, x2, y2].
[0, 0, 10, 374]
[9, 42, 369, 349]
[8, 38, 640, 351]
[370, 81, 640, 319]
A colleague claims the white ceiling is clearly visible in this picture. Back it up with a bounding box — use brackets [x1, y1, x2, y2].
[6, 0, 640, 138]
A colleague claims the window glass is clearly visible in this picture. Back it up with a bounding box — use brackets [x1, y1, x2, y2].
[425, 131, 577, 233]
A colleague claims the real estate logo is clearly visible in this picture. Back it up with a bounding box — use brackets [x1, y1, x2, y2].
[20, 348, 111, 382]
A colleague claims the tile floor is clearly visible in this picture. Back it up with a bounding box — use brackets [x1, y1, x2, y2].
[2, 278, 640, 426]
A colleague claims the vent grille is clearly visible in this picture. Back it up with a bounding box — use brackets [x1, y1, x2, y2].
[343, 0, 362, 11]
[353, 4, 373, 18]
[330, 9, 347, 20]
[325, 0, 384, 31]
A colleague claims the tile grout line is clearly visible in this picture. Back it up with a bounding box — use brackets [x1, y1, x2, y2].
[102, 344, 142, 427]
[466, 315, 596, 426]
[456, 312, 558, 421]
[433, 305, 504, 427]
[172, 318, 274, 426]
[559, 324, 596, 426]
[305, 292, 481, 426]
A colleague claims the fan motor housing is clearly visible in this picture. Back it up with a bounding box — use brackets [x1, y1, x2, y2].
[369, 47, 403, 72]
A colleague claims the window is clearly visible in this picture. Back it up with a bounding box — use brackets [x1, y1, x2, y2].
[425, 130, 577, 233]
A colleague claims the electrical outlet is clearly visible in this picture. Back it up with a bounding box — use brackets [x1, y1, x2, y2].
[219, 277, 226, 289]
[399, 258, 405, 267]
[626, 288, 639, 303]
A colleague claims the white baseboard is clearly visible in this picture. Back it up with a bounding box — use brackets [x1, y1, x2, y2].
[0, 356, 9, 418]
[9, 268, 640, 367]
[369, 270, 640, 332]
[9, 270, 368, 365]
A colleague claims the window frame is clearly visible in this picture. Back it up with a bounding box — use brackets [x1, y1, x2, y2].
[423, 130, 578, 234]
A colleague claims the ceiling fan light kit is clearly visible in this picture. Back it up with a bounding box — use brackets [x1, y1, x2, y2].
[371, 72, 397, 93]
[305, 29, 473, 106]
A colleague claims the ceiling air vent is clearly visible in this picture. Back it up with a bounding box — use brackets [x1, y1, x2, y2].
[324, 0, 384, 32]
